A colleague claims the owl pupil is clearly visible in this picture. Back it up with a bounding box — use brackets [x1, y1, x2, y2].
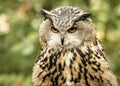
[70, 27, 75, 30]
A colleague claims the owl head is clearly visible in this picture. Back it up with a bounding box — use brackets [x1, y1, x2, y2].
[39, 6, 96, 49]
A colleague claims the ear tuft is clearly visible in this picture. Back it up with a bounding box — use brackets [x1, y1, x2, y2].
[81, 13, 91, 20]
[40, 9, 50, 20]
[75, 13, 92, 22]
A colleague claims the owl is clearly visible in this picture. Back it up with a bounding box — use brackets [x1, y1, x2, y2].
[32, 6, 118, 86]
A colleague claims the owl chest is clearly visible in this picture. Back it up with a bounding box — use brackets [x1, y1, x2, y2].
[41, 48, 103, 85]
[38, 46, 106, 86]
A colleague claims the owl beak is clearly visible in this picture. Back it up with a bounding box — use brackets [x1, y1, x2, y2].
[61, 36, 64, 46]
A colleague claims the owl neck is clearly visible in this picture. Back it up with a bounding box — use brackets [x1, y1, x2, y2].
[42, 37, 104, 60]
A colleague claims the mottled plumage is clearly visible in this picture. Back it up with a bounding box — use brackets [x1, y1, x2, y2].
[32, 6, 118, 86]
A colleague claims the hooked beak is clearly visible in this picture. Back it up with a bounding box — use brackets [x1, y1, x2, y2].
[61, 36, 64, 46]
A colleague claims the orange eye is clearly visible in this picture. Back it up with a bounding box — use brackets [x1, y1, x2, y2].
[68, 27, 77, 33]
[51, 26, 59, 33]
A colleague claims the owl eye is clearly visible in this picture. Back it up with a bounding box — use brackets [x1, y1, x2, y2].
[68, 27, 77, 33]
[51, 26, 59, 33]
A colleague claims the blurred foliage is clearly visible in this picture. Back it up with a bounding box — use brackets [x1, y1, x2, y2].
[0, 0, 120, 85]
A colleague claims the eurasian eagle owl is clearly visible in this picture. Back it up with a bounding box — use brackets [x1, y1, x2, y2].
[32, 6, 118, 86]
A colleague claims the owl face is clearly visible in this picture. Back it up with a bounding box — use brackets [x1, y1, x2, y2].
[40, 6, 96, 48]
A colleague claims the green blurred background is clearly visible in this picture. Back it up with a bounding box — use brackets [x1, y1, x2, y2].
[0, 0, 120, 86]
